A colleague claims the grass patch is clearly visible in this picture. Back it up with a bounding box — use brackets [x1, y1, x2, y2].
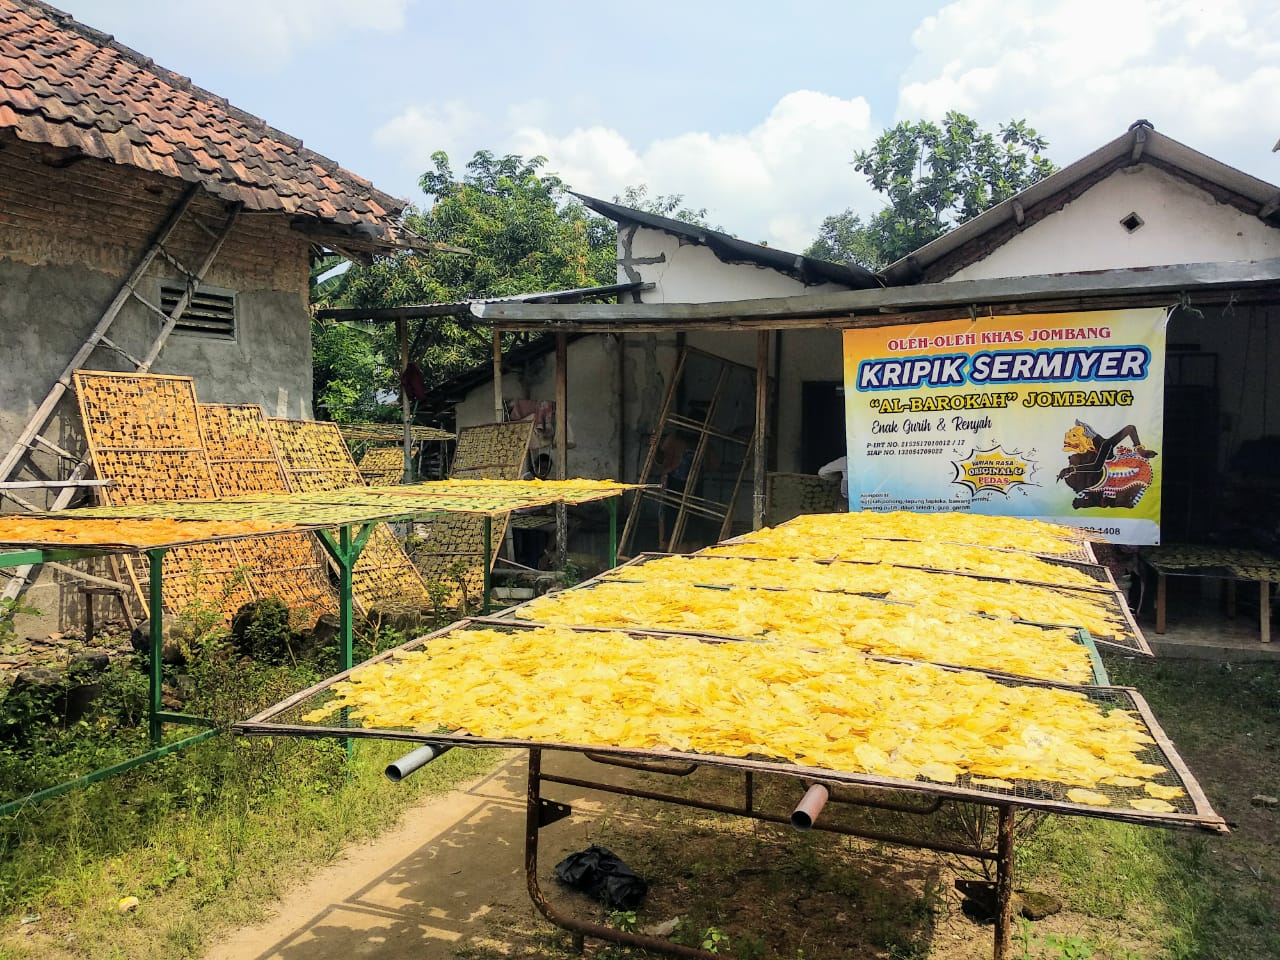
[0, 733, 498, 960]
[0, 596, 501, 960]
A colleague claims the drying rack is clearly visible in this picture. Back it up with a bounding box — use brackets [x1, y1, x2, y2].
[234, 616, 1226, 960]
[0, 480, 632, 816]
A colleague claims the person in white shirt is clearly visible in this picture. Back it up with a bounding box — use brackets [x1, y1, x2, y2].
[818, 455, 849, 499]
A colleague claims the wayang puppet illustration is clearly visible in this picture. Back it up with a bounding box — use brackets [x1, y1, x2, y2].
[1056, 420, 1158, 509]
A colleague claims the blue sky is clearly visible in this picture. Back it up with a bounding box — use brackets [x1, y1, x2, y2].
[62, 0, 1280, 252]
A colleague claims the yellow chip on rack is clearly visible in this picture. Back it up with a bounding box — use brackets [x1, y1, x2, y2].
[1065, 788, 1112, 806]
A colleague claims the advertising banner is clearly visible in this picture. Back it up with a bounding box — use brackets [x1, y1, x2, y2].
[843, 308, 1168, 544]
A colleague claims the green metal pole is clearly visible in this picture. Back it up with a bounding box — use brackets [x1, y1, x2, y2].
[482, 514, 492, 615]
[607, 497, 618, 569]
[0, 728, 218, 818]
[339, 525, 353, 674]
[147, 548, 166, 747]
[315, 523, 375, 674]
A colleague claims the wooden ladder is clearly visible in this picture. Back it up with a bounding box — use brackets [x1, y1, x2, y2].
[0, 184, 243, 602]
[619, 346, 756, 557]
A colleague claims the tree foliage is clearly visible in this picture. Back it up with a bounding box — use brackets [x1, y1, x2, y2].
[310, 319, 390, 423]
[311, 151, 618, 417]
[614, 185, 717, 230]
[806, 211, 885, 271]
[807, 112, 1057, 270]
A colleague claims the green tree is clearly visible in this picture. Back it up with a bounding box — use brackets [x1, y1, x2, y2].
[806, 211, 885, 269]
[313, 150, 618, 408]
[310, 319, 391, 422]
[808, 112, 1057, 270]
[615, 184, 717, 230]
[309, 252, 353, 310]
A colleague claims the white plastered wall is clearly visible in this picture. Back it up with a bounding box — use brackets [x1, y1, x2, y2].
[619, 226, 848, 303]
[946, 164, 1280, 282]
[457, 224, 859, 482]
[944, 162, 1280, 533]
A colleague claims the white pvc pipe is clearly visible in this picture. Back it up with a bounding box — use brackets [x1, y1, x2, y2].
[385, 743, 452, 782]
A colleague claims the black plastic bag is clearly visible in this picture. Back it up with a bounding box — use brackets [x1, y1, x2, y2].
[553, 844, 649, 909]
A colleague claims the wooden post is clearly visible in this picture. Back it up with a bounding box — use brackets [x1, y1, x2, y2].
[493, 328, 505, 424]
[397, 317, 413, 482]
[617, 333, 626, 481]
[753, 331, 769, 530]
[994, 805, 1016, 960]
[556, 334, 569, 566]
[1261, 580, 1272, 643]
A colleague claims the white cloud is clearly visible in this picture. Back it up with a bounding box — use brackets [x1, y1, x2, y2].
[506, 91, 881, 252]
[374, 101, 486, 183]
[508, 125, 646, 196]
[373, 90, 878, 252]
[225, 0, 409, 54]
[66, 0, 411, 65]
[898, 0, 1280, 179]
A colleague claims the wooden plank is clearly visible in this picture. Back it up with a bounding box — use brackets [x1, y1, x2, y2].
[555, 334, 568, 565]
[753, 331, 768, 531]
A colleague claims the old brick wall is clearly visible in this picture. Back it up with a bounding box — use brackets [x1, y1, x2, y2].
[0, 131, 318, 493]
[0, 133, 322, 633]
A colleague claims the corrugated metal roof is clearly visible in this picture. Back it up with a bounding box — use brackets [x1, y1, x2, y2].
[573, 193, 883, 290]
[471, 257, 1280, 331]
[0, 0, 410, 250]
[312, 282, 645, 325]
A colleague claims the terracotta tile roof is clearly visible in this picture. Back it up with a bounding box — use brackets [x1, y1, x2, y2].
[0, 0, 410, 250]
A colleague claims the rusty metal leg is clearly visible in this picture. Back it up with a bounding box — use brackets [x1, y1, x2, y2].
[993, 805, 1015, 960]
[524, 748, 556, 922]
[1225, 578, 1237, 618]
[523, 748, 732, 960]
[1155, 573, 1167, 633]
[1260, 580, 1271, 643]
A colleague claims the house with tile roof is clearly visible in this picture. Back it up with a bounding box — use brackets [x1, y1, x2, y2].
[0, 0, 412, 509]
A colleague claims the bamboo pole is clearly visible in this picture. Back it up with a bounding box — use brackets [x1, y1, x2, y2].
[493, 328, 504, 423]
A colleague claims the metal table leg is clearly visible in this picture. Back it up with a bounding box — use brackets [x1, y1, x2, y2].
[524, 749, 734, 959]
[522, 750, 1009, 959]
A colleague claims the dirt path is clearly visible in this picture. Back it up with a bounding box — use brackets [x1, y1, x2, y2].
[201, 751, 634, 960]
